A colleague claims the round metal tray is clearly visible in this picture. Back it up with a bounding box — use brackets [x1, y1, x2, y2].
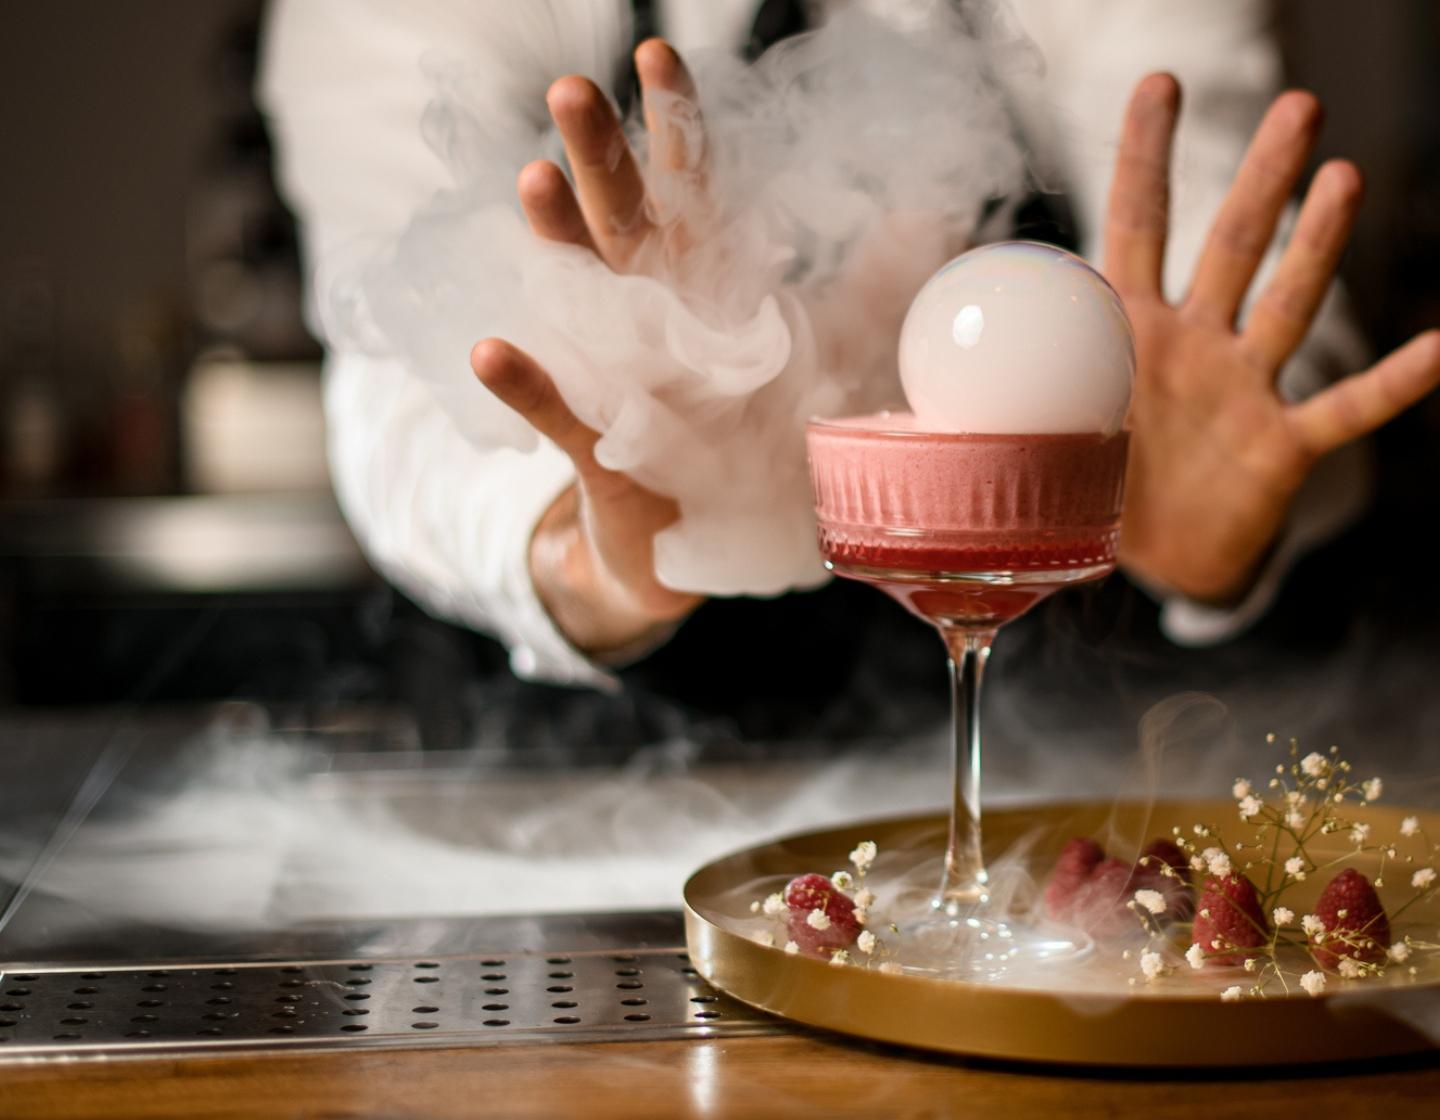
[683, 799, 1440, 1067]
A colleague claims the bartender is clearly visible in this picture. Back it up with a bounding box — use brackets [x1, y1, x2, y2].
[259, 0, 1440, 742]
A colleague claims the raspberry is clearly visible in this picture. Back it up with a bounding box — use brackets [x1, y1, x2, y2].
[1310, 868, 1389, 971]
[1042, 837, 1104, 920]
[783, 874, 860, 956]
[1044, 837, 1194, 935]
[1191, 875, 1268, 965]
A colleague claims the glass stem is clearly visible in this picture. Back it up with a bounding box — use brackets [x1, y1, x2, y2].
[937, 625, 996, 916]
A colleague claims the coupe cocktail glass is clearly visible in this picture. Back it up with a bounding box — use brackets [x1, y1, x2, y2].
[807, 413, 1128, 968]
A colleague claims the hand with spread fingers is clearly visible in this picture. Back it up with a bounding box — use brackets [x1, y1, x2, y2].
[1106, 73, 1440, 605]
[471, 40, 706, 657]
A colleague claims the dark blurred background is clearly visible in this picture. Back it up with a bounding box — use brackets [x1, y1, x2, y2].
[1, 0, 1437, 755]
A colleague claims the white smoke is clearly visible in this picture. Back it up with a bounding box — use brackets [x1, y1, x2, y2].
[340, 2, 1032, 595]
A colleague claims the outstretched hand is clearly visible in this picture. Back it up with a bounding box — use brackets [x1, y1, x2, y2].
[471, 40, 705, 656]
[1106, 74, 1440, 604]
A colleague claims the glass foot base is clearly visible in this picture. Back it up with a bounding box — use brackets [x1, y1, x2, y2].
[891, 910, 1093, 981]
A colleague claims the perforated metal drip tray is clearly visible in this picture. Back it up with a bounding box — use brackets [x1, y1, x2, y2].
[0, 949, 778, 1058]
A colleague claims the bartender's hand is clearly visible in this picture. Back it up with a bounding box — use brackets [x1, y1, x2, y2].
[1106, 74, 1440, 603]
[471, 40, 705, 656]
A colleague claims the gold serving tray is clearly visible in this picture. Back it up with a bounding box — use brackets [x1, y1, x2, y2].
[683, 799, 1440, 1067]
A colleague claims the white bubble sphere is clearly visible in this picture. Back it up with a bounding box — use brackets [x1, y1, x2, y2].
[897, 241, 1134, 434]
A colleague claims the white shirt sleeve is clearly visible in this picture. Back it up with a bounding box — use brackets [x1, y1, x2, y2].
[259, 0, 637, 688]
[1007, 0, 1374, 643]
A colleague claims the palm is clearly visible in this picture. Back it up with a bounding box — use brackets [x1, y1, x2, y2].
[1105, 76, 1440, 603]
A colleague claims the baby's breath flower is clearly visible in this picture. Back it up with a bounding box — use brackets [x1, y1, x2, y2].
[1206, 850, 1233, 879]
[762, 893, 786, 918]
[1189, 853, 1207, 872]
[849, 841, 877, 873]
[1286, 790, 1304, 806]
[1362, 777, 1383, 802]
[853, 888, 875, 910]
[1412, 867, 1437, 890]
[856, 930, 877, 955]
[1133, 889, 1166, 915]
[878, 961, 902, 975]
[831, 870, 854, 892]
[853, 907, 869, 927]
[1401, 816, 1420, 838]
[1300, 971, 1326, 997]
[829, 949, 850, 967]
[1185, 944, 1206, 970]
[1389, 941, 1411, 963]
[1350, 823, 1371, 846]
[749, 900, 762, 914]
[806, 908, 831, 931]
[784, 940, 800, 955]
[1301, 914, 1325, 938]
[1285, 810, 1306, 829]
[1139, 951, 1164, 981]
[754, 931, 776, 947]
[1238, 795, 1262, 821]
[1220, 986, 1244, 1002]
[1301, 752, 1328, 777]
[1272, 906, 1295, 927]
[1338, 957, 1364, 979]
[1285, 857, 1307, 880]
[1232, 778, 1253, 799]
[1243, 958, 1258, 972]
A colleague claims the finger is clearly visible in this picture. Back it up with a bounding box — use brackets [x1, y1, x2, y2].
[1103, 73, 1180, 299]
[1186, 91, 1323, 325]
[636, 38, 704, 176]
[1241, 160, 1363, 373]
[1288, 330, 1440, 456]
[471, 338, 602, 472]
[517, 160, 598, 253]
[547, 75, 653, 271]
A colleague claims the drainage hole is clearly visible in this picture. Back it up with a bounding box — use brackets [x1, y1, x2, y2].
[545, 957, 571, 965]
[553, 1016, 581, 1025]
[342, 1009, 370, 1017]
[280, 966, 304, 974]
[483, 987, 509, 996]
[348, 964, 374, 972]
[4, 989, 32, 997]
[546, 985, 572, 994]
[203, 1012, 238, 1022]
[341, 1024, 369, 1032]
[60, 1017, 88, 1026]
[11, 974, 38, 982]
[546, 972, 572, 980]
[67, 1002, 94, 1011]
[0, 1019, 16, 1028]
[53, 1033, 82, 1041]
[620, 998, 648, 1007]
[213, 969, 238, 976]
[276, 995, 302, 1004]
[481, 973, 507, 981]
[412, 1022, 439, 1030]
[412, 1006, 439, 1014]
[413, 976, 439, 984]
[614, 968, 641, 977]
[481, 959, 506, 967]
[551, 1000, 577, 1009]
[414, 961, 440, 969]
[279, 980, 304, 989]
[198, 1028, 224, 1036]
[675, 954, 691, 962]
[482, 1019, 510, 1027]
[273, 1011, 297, 1020]
[344, 994, 371, 1002]
[206, 997, 233, 1006]
[680, 967, 699, 977]
[690, 995, 718, 1004]
[81, 972, 105, 980]
[147, 970, 171, 978]
[137, 1000, 164, 1009]
[125, 1031, 151, 1039]
[694, 1011, 721, 1020]
[616, 981, 643, 990]
[624, 1014, 651, 1022]
[345, 978, 372, 987]
[141, 984, 167, 993]
[211, 982, 235, 991]
[131, 1015, 158, 1024]
[269, 1026, 295, 1035]
[481, 1004, 509, 1012]
[0, 1004, 23, 1012]
[72, 986, 98, 995]
[612, 955, 638, 963]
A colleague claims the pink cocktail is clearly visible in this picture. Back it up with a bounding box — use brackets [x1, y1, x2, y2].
[807, 412, 1129, 962]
